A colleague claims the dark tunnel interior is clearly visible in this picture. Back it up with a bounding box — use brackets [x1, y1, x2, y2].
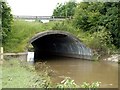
[30, 31, 92, 62]
[31, 34, 78, 61]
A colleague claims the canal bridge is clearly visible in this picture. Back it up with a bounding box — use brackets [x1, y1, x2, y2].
[14, 15, 67, 21]
[29, 30, 92, 61]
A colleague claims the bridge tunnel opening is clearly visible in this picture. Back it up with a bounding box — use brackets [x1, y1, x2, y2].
[30, 31, 92, 62]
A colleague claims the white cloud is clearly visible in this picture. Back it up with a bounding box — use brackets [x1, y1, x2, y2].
[6, 0, 82, 16]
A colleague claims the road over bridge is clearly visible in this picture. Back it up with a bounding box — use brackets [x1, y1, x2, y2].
[14, 15, 68, 21]
[29, 30, 92, 61]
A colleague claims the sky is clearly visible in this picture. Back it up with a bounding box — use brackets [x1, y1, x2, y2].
[6, 0, 82, 16]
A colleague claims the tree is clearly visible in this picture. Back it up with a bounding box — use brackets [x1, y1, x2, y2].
[53, 0, 77, 17]
[1, 1, 13, 43]
[0, 1, 2, 45]
[100, 2, 119, 48]
[72, 2, 119, 48]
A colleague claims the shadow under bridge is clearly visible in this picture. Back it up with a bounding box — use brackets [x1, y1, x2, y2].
[29, 30, 93, 61]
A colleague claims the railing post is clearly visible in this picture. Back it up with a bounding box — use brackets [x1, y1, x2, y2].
[0, 47, 3, 60]
[35, 16, 38, 21]
[52, 16, 54, 21]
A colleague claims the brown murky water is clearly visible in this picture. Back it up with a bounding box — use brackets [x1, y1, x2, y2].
[37, 57, 118, 88]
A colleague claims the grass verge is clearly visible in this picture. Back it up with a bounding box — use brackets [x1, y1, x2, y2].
[0, 62, 2, 90]
[2, 59, 51, 88]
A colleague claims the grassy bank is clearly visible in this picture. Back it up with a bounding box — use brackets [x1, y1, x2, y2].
[4, 20, 54, 52]
[2, 59, 51, 88]
[0, 64, 2, 90]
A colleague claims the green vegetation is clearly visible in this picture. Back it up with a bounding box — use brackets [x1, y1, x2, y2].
[56, 77, 100, 88]
[52, 1, 120, 57]
[4, 19, 118, 59]
[1, 1, 13, 43]
[53, 2, 119, 48]
[73, 2, 119, 48]
[53, 0, 77, 17]
[3, 20, 54, 52]
[0, 2, 2, 46]
[3, 1, 119, 57]
[0, 64, 2, 90]
[56, 77, 79, 88]
[2, 59, 100, 88]
[2, 59, 51, 88]
[80, 82, 101, 88]
[51, 20, 118, 59]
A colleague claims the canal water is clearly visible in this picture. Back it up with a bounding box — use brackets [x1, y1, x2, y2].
[36, 57, 118, 88]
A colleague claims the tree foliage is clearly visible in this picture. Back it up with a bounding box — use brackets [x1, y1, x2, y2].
[0, 1, 2, 45]
[73, 2, 119, 48]
[52, 0, 77, 17]
[1, 1, 13, 43]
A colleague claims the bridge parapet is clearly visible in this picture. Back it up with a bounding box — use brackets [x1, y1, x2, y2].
[14, 15, 70, 21]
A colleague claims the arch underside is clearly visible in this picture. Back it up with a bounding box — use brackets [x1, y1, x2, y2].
[30, 30, 92, 61]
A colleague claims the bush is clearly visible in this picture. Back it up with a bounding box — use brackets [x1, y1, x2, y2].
[72, 2, 119, 48]
[56, 77, 79, 88]
[53, 1, 77, 17]
[81, 82, 101, 88]
[84, 30, 113, 54]
[56, 77, 101, 88]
